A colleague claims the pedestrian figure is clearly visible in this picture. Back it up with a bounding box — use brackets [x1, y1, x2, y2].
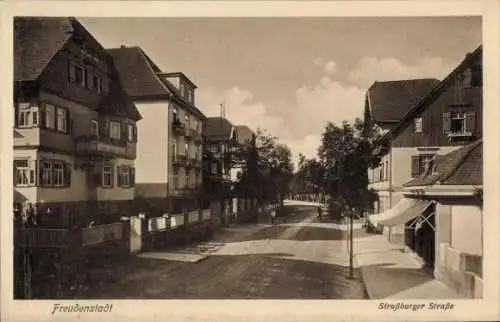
[317, 206, 323, 219]
[270, 208, 277, 225]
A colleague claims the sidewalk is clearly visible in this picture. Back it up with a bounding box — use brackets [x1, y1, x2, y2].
[137, 223, 270, 263]
[353, 231, 462, 299]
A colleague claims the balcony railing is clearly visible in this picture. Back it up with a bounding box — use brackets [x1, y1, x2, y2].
[74, 135, 128, 158]
[172, 121, 186, 136]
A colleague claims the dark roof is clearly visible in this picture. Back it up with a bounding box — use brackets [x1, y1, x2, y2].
[14, 17, 74, 81]
[15, 17, 141, 121]
[108, 46, 206, 120]
[107, 46, 171, 98]
[204, 117, 234, 141]
[383, 45, 482, 141]
[404, 139, 482, 187]
[235, 125, 255, 145]
[367, 78, 440, 122]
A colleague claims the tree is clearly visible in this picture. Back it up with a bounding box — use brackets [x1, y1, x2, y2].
[234, 128, 294, 206]
[316, 117, 382, 218]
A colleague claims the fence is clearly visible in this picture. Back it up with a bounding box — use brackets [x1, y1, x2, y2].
[15, 228, 70, 248]
[81, 223, 124, 247]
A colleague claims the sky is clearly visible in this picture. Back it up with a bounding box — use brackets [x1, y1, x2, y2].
[79, 17, 482, 170]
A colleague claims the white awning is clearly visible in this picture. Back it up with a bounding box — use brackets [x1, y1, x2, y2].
[368, 198, 434, 227]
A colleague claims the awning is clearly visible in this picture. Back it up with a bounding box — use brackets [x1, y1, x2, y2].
[368, 198, 434, 226]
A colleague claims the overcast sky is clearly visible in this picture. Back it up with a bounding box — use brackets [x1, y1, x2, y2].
[79, 17, 481, 169]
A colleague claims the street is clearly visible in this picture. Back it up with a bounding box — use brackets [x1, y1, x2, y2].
[75, 206, 368, 299]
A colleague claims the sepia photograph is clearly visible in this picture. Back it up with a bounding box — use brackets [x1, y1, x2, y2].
[2, 1, 500, 321]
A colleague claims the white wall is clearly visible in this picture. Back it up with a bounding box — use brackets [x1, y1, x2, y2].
[390, 146, 462, 188]
[451, 204, 482, 255]
[135, 101, 169, 184]
[95, 158, 135, 201]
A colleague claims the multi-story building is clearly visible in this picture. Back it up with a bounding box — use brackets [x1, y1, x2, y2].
[108, 46, 205, 217]
[367, 45, 483, 246]
[364, 78, 440, 218]
[203, 117, 239, 225]
[13, 17, 141, 228]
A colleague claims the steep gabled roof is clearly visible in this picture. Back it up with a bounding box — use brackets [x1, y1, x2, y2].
[383, 45, 483, 142]
[204, 117, 234, 141]
[108, 46, 206, 120]
[14, 17, 74, 81]
[235, 125, 255, 145]
[367, 78, 440, 123]
[404, 139, 482, 187]
[107, 46, 171, 98]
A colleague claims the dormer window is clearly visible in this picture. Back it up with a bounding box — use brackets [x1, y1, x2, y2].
[180, 83, 186, 97]
[460, 66, 482, 89]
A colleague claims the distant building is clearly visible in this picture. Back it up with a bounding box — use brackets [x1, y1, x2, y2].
[108, 46, 205, 217]
[367, 45, 483, 248]
[203, 117, 238, 225]
[13, 17, 141, 228]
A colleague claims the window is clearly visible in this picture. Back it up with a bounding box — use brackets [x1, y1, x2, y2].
[41, 161, 53, 186]
[75, 66, 85, 86]
[118, 166, 131, 188]
[14, 160, 30, 186]
[91, 120, 99, 136]
[210, 143, 218, 153]
[189, 90, 194, 104]
[127, 124, 134, 142]
[180, 83, 186, 97]
[414, 117, 423, 133]
[211, 162, 218, 175]
[173, 107, 178, 120]
[45, 104, 56, 129]
[185, 114, 189, 127]
[461, 69, 472, 88]
[93, 75, 102, 93]
[53, 162, 64, 187]
[193, 120, 199, 133]
[185, 173, 190, 188]
[109, 121, 121, 140]
[172, 138, 178, 159]
[56, 108, 67, 132]
[379, 164, 384, 181]
[185, 143, 189, 158]
[102, 165, 113, 188]
[411, 154, 434, 177]
[443, 111, 476, 137]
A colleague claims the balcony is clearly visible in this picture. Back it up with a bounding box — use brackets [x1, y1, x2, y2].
[172, 154, 187, 167]
[172, 121, 186, 136]
[74, 135, 128, 158]
[170, 186, 201, 198]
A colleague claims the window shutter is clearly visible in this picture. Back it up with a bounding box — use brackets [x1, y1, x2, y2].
[40, 104, 46, 129]
[66, 111, 73, 134]
[117, 166, 123, 187]
[109, 166, 114, 188]
[68, 62, 75, 82]
[94, 170, 101, 187]
[465, 111, 476, 134]
[64, 162, 71, 187]
[442, 112, 451, 134]
[38, 160, 45, 186]
[411, 156, 420, 177]
[14, 104, 19, 128]
[131, 167, 135, 186]
[29, 160, 38, 186]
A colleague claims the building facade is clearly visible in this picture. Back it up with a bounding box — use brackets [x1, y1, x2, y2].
[14, 17, 141, 228]
[367, 45, 483, 246]
[403, 139, 483, 298]
[108, 46, 205, 218]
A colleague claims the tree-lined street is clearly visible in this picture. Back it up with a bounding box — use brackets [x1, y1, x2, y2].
[74, 206, 367, 299]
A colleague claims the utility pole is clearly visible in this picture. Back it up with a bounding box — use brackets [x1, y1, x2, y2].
[349, 206, 354, 279]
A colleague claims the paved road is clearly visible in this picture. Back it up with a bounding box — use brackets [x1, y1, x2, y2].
[77, 206, 368, 299]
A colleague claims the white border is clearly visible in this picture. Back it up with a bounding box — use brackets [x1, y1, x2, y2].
[2, 1, 499, 322]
